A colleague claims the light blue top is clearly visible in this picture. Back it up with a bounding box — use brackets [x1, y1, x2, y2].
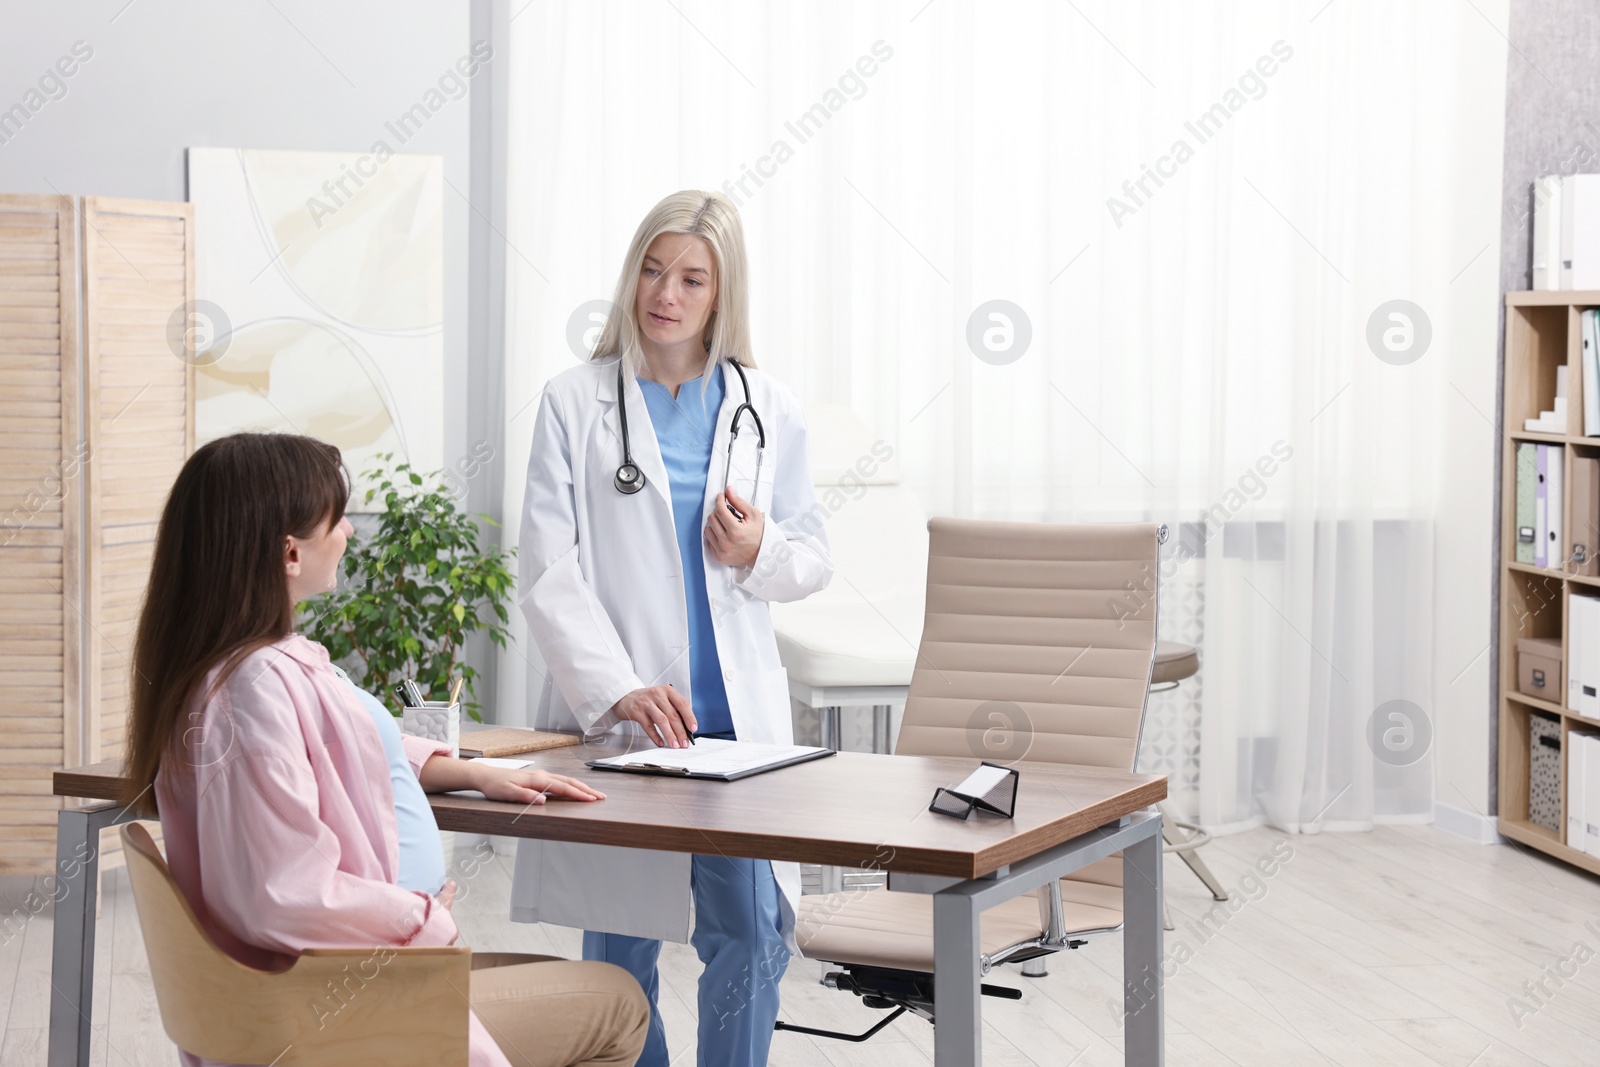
[638, 369, 734, 736]
[335, 671, 448, 894]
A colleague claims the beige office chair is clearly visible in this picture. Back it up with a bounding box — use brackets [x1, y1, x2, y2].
[120, 822, 472, 1067]
[780, 518, 1163, 1039]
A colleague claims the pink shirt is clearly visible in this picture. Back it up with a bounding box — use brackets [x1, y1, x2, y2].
[155, 633, 512, 1067]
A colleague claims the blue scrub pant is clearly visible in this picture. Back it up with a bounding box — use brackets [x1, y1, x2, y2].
[582, 854, 790, 1067]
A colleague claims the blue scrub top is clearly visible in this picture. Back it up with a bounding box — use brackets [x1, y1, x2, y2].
[333, 669, 448, 894]
[638, 369, 734, 736]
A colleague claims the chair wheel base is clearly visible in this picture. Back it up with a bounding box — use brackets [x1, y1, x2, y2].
[775, 1006, 908, 1043]
[776, 963, 1024, 1042]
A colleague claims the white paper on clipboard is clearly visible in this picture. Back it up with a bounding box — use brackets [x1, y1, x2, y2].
[589, 738, 827, 779]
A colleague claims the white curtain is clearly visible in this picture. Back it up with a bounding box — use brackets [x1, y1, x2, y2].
[498, 1, 1506, 834]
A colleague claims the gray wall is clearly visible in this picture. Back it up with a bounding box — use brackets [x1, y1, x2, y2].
[0, 0, 513, 710]
[1494, 0, 1600, 808]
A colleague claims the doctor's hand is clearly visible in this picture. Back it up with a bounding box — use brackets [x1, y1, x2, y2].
[705, 487, 764, 569]
[612, 685, 698, 748]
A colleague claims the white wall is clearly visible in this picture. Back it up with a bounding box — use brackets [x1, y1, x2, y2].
[0, 0, 518, 703]
[0, 3, 474, 408]
[1432, 6, 1509, 830]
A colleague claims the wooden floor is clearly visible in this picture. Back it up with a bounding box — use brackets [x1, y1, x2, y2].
[1, 822, 1596, 1065]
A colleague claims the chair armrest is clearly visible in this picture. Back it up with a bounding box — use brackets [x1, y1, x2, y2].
[274, 945, 473, 1067]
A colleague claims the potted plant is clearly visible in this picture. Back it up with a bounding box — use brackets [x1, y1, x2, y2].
[300, 453, 516, 723]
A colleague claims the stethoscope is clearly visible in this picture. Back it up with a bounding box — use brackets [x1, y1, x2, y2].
[614, 358, 765, 518]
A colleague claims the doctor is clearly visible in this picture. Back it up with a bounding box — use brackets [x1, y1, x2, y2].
[513, 189, 833, 1067]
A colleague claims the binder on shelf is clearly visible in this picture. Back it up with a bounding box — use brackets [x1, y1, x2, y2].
[1535, 445, 1549, 568]
[1570, 594, 1586, 713]
[1572, 595, 1600, 718]
[1573, 455, 1600, 575]
[1561, 174, 1600, 290]
[1534, 175, 1563, 291]
[1550, 443, 1565, 567]
[1586, 734, 1600, 855]
[1568, 732, 1586, 852]
[1583, 596, 1594, 718]
[1517, 442, 1538, 565]
[1586, 309, 1600, 435]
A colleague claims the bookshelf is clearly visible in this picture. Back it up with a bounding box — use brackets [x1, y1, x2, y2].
[1498, 291, 1600, 875]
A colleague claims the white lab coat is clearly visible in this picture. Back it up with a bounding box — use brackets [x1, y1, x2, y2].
[510, 355, 833, 950]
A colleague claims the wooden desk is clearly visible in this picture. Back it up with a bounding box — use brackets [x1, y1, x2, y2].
[49, 742, 1167, 1066]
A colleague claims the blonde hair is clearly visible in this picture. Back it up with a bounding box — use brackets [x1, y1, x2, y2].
[590, 190, 755, 381]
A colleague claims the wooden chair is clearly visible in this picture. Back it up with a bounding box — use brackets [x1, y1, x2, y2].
[120, 822, 472, 1066]
[779, 518, 1164, 1040]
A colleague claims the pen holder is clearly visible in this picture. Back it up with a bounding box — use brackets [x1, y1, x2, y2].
[401, 702, 461, 758]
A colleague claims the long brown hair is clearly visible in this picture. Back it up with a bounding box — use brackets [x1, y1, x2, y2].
[122, 433, 350, 813]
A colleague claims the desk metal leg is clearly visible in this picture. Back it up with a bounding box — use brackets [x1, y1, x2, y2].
[49, 801, 137, 1067]
[818, 706, 841, 750]
[1123, 817, 1165, 1066]
[871, 704, 891, 754]
[932, 888, 982, 1065]
[884, 812, 1164, 1067]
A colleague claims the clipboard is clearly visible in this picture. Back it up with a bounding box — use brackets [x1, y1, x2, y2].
[585, 739, 835, 782]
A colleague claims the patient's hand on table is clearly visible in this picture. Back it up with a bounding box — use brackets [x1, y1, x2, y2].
[418, 753, 606, 803]
[478, 765, 606, 804]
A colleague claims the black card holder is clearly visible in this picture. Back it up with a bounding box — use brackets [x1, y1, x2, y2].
[928, 761, 1020, 820]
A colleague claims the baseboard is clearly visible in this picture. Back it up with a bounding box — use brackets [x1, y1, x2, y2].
[1432, 800, 1500, 844]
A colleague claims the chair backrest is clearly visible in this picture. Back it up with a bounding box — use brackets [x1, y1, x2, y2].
[895, 518, 1161, 770]
[120, 822, 471, 1067]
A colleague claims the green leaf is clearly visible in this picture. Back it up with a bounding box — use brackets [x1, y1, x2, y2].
[296, 453, 519, 710]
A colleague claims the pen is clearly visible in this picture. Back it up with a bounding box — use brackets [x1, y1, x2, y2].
[394, 682, 415, 708]
[667, 683, 696, 745]
[404, 679, 425, 706]
[448, 675, 464, 706]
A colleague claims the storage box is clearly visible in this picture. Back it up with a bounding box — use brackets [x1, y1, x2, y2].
[1518, 637, 1562, 700]
[1530, 712, 1562, 831]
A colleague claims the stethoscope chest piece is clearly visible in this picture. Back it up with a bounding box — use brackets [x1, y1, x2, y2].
[614, 461, 645, 494]
[613, 358, 762, 503]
